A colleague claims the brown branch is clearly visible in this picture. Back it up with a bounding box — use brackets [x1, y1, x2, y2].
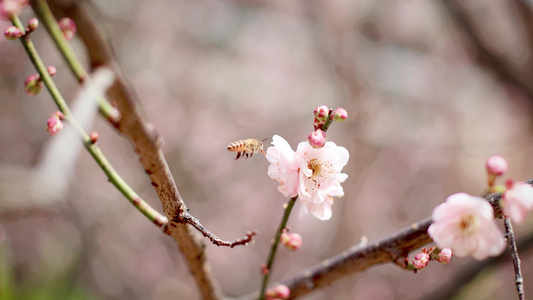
[504, 218, 525, 300]
[238, 217, 433, 300]
[43, 1, 227, 298]
[180, 213, 258, 248]
[239, 185, 526, 299]
[424, 223, 533, 300]
[279, 217, 433, 298]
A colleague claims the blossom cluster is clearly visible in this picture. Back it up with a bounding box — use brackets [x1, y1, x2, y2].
[411, 247, 453, 271]
[265, 106, 349, 220]
[428, 156, 533, 260]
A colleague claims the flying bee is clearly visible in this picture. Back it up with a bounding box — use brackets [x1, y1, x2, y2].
[227, 138, 267, 160]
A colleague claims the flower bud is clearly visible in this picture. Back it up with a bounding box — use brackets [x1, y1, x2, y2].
[314, 105, 329, 121]
[47, 66, 57, 76]
[24, 74, 42, 95]
[332, 108, 348, 122]
[259, 264, 269, 275]
[265, 284, 290, 300]
[412, 252, 430, 270]
[59, 17, 76, 40]
[280, 232, 302, 251]
[486, 155, 508, 177]
[437, 248, 453, 264]
[89, 132, 99, 143]
[46, 114, 64, 136]
[51, 111, 65, 120]
[308, 129, 326, 148]
[28, 18, 39, 31]
[4, 26, 22, 40]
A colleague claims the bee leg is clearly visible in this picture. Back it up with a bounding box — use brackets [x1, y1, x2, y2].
[249, 152, 254, 158]
[235, 152, 241, 160]
[261, 149, 266, 155]
[245, 153, 249, 159]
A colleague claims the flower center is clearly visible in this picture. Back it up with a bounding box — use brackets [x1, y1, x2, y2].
[308, 159, 323, 178]
[459, 214, 478, 235]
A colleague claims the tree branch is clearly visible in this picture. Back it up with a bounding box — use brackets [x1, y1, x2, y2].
[240, 182, 530, 299]
[504, 217, 525, 300]
[423, 224, 533, 300]
[42, 0, 227, 298]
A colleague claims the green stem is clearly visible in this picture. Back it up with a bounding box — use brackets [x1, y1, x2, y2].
[259, 196, 298, 300]
[85, 141, 168, 228]
[11, 15, 167, 229]
[321, 113, 334, 132]
[30, 0, 117, 121]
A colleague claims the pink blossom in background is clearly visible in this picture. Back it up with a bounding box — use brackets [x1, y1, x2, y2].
[0, 0, 23, 20]
[59, 17, 77, 40]
[266, 135, 299, 197]
[296, 141, 349, 220]
[428, 193, 506, 260]
[502, 181, 533, 224]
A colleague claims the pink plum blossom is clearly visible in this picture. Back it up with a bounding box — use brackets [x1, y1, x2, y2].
[266, 135, 299, 197]
[295, 140, 349, 220]
[428, 193, 506, 260]
[502, 181, 533, 224]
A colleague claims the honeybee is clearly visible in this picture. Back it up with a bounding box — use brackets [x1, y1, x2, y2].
[227, 138, 267, 160]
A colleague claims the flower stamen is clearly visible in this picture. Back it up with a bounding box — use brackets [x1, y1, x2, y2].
[459, 215, 478, 235]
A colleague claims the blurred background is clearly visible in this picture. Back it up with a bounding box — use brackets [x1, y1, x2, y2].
[1, 0, 533, 299]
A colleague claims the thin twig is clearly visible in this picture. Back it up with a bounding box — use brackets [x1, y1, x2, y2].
[319, 111, 334, 131]
[179, 214, 257, 248]
[259, 196, 298, 300]
[41, 1, 227, 298]
[504, 218, 525, 300]
[10, 14, 170, 233]
[30, 0, 118, 122]
[31, 0, 255, 248]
